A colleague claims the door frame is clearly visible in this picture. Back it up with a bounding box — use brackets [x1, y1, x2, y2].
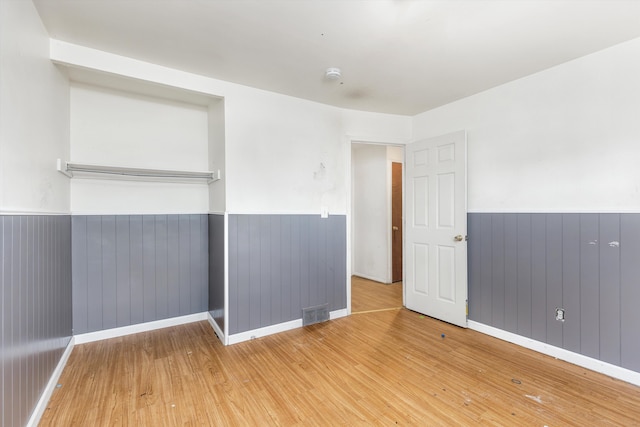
[404, 130, 468, 327]
[346, 136, 408, 315]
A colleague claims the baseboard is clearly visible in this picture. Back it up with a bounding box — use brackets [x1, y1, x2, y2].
[207, 312, 225, 344]
[227, 308, 348, 345]
[468, 320, 640, 387]
[330, 308, 348, 320]
[74, 313, 208, 344]
[352, 272, 388, 284]
[27, 336, 75, 427]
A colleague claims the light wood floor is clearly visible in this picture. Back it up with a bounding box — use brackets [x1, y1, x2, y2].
[351, 275, 402, 314]
[41, 279, 640, 426]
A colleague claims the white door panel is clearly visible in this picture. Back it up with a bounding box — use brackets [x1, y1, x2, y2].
[404, 131, 467, 327]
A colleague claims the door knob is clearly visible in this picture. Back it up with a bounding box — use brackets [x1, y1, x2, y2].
[392, 226, 399, 231]
[454, 234, 465, 242]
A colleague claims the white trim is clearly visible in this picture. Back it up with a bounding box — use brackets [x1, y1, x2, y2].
[70, 211, 211, 216]
[346, 134, 409, 146]
[27, 337, 75, 427]
[227, 309, 348, 345]
[74, 313, 207, 344]
[207, 312, 225, 344]
[468, 321, 640, 387]
[225, 211, 348, 216]
[467, 208, 640, 214]
[223, 212, 230, 344]
[351, 272, 387, 284]
[345, 135, 353, 316]
[1, 210, 70, 215]
[330, 308, 348, 320]
[227, 319, 302, 345]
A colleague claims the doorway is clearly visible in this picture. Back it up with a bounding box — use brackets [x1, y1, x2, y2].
[351, 142, 404, 312]
[391, 162, 403, 283]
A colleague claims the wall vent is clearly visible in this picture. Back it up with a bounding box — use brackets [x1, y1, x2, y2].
[302, 303, 329, 326]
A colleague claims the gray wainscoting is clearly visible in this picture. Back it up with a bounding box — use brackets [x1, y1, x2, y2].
[468, 213, 640, 372]
[228, 214, 347, 335]
[208, 214, 225, 331]
[72, 215, 209, 334]
[1, 215, 72, 427]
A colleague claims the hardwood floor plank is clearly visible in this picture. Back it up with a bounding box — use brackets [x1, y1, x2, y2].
[40, 286, 640, 426]
[351, 275, 402, 313]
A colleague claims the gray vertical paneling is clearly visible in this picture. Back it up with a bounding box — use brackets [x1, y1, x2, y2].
[599, 214, 621, 365]
[129, 216, 144, 325]
[235, 215, 250, 333]
[142, 216, 156, 322]
[545, 214, 563, 348]
[621, 215, 640, 372]
[503, 214, 519, 333]
[2, 217, 13, 427]
[308, 217, 319, 307]
[490, 214, 505, 329]
[178, 215, 191, 316]
[531, 214, 547, 342]
[227, 214, 347, 335]
[228, 215, 239, 333]
[86, 216, 103, 332]
[1, 215, 72, 427]
[317, 218, 327, 306]
[102, 216, 117, 329]
[270, 217, 283, 324]
[478, 214, 493, 325]
[468, 212, 640, 373]
[332, 216, 347, 311]
[167, 216, 181, 318]
[259, 216, 272, 326]
[116, 216, 131, 327]
[516, 214, 532, 336]
[189, 215, 203, 313]
[72, 215, 209, 334]
[280, 217, 292, 321]
[290, 216, 302, 320]
[299, 216, 311, 310]
[18, 218, 28, 419]
[208, 214, 225, 330]
[200, 215, 209, 312]
[155, 215, 169, 320]
[71, 217, 88, 334]
[249, 216, 261, 330]
[561, 214, 581, 353]
[467, 213, 482, 321]
[579, 214, 600, 358]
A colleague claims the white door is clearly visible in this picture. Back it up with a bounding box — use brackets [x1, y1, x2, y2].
[404, 131, 467, 327]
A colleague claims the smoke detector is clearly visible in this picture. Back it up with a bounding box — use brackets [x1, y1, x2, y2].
[325, 67, 341, 80]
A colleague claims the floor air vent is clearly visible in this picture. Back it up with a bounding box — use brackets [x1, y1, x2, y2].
[302, 303, 329, 326]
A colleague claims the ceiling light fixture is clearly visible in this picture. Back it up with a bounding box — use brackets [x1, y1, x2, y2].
[325, 67, 341, 80]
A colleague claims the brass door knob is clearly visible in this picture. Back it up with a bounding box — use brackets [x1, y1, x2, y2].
[392, 226, 399, 231]
[454, 234, 464, 242]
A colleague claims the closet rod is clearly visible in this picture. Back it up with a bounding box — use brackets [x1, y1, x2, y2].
[57, 159, 220, 183]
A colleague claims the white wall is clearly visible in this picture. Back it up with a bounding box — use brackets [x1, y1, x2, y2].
[69, 82, 210, 214]
[412, 37, 640, 213]
[222, 87, 411, 215]
[351, 144, 405, 283]
[208, 98, 226, 213]
[51, 41, 413, 216]
[0, 0, 70, 213]
[352, 144, 388, 282]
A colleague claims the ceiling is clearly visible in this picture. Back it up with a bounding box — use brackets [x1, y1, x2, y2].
[33, 0, 640, 116]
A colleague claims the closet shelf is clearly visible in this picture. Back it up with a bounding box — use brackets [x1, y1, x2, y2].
[56, 159, 220, 183]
